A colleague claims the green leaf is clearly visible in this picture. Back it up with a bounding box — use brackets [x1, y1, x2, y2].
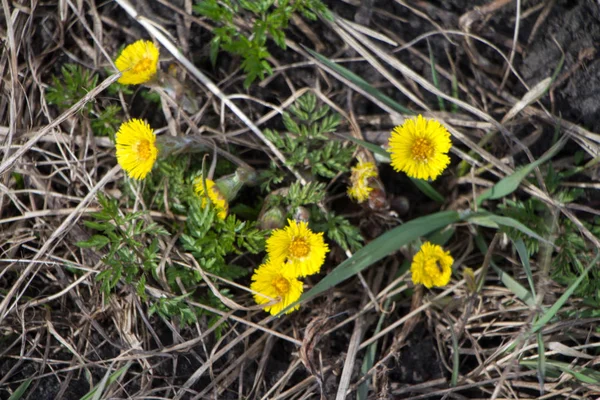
[84, 220, 115, 232]
[520, 360, 600, 385]
[343, 135, 390, 161]
[474, 234, 535, 307]
[77, 235, 110, 249]
[427, 226, 455, 246]
[210, 36, 221, 66]
[531, 252, 599, 333]
[80, 363, 131, 400]
[490, 263, 536, 307]
[410, 177, 444, 203]
[427, 40, 445, 112]
[7, 379, 32, 400]
[303, 46, 414, 115]
[358, 298, 390, 399]
[468, 212, 550, 245]
[537, 331, 546, 390]
[514, 238, 536, 297]
[477, 137, 567, 205]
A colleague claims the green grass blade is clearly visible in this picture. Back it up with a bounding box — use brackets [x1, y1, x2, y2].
[449, 318, 459, 387]
[514, 238, 536, 297]
[521, 360, 600, 384]
[531, 252, 599, 333]
[7, 379, 32, 400]
[290, 210, 461, 308]
[468, 212, 549, 244]
[410, 177, 444, 203]
[304, 46, 414, 115]
[490, 263, 536, 307]
[343, 135, 390, 162]
[451, 74, 459, 113]
[427, 40, 445, 112]
[427, 226, 455, 246]
[476, 137, 567, 206]
[474, 235, 535, 307]
[80, 363, 131, 400]
[537, 331, 546, 394]
[358, 298, 390, 399]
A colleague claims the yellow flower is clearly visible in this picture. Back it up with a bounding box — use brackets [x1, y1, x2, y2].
[388, 115, 452, 181]
[194, 178, 228, 220]
[266, 219, 329, 277]
[250, 261, 303, 316]
[115, 119, 158, 180]
[410, 242, 454, 288]
[115, 40, 159, 85]
[347, 160, 378, 203]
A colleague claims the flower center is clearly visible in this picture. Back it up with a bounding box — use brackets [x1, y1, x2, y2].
[135, 139, 152, 161]
[133, 57, 153, 74]
[272, 276, 290, 296]
[289, 237, 310, 258]
[411, 137, 434, 162]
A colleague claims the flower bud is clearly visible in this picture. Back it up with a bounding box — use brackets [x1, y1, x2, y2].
[258, 206, 286, 230]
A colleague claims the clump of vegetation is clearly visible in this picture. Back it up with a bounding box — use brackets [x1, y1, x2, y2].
[46, 64, 122, 137]
[264, 93, 353, 179]
[194, 0, 331, 87]
[77, 193, 168, 298]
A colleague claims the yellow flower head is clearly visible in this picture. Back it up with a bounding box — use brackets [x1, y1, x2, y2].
[115, 40, 159, 85]
[251, 260, 303, 316]
[347, 160, 378, 203]
[194, 178, 228, 220]
[388, 115, 452, 181]
[266, 219, 329, 277]
[115, 119, 158, 180]
[410, 242, 454, 288]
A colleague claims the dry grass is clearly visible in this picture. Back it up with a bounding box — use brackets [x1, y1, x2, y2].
[1, 0, 600, 399]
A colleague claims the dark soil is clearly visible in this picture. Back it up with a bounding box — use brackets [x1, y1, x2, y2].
[521, 1, 600, 132]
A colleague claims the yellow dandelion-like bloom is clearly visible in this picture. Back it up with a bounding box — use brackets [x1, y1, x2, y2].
[115, 40, 159, 85]
[250, 261, 303, 316]
[410, 242, 454, 288]
[266, 219, 329, 277]
[194, 178, 228, 220]
[115, 119, 158, 180]
[388, 115, 452, 181]
[347, 160, 378, 203]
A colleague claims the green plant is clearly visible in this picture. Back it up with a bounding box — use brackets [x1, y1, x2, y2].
[80, 161, 266, 328]
[137, 155, 191, 215]
[91, 104, 122, 138]
[46, 64, 99, 112]
[46, 64, 123, 136]
[496, 163, 600, 302]
[263, 181, 325, 209]
[263, 181, 363, 252]
[264, 93, 354, 179]
[148, 293, 201, 327]
[552, 217, 600, 302]
[77, 193, 169, 298]
[194, 0, 331, 87]
[259, 94, 362, 251]
[313, 210, 364, 252]
[180, 196, 266, 280]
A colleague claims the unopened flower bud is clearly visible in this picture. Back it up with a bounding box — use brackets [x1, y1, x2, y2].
[289, 205, 310, 223]
[258, 206, 286, 230]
